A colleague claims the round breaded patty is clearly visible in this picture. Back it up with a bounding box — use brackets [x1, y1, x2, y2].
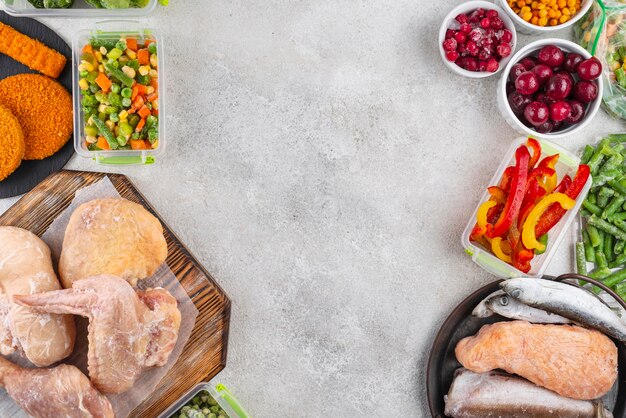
[0, 74, 72, 160]
[0, 104, 25, 181]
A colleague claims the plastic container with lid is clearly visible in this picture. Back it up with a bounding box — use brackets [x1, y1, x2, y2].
[0, 0, 158, 18]
[72, 21, 164, 165]
[157, 381, 251, 418]
[462, 137, 592, 278]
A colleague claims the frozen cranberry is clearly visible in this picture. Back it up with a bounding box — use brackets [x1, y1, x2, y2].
[479, 47, 493, 60]
[573, 81, 598, 103]
[443, 38, 457, 52]
[515, 71, 540, 95]
[485, 28, 496, 40]
[466, 40, 479, 56]
[491, 17, 504, 29]
[446, 51, 459, 62]
[537, 45, 565, 68]
[501, 29, 513, 43]
[550, 101, 572, 122]
[486, 9, 499, 19]
[532, 64, 553, 85]
[497, 43, 512, 58]
[565, 100, 585, 124]
[509, 63, 527, 82]
[563, 53, 584, 73]
[467, 58, 480, 71]
[545, 74, 572, 100]
[469, 8, 486, 23]
[577, 57, 602, 80]
[506, 81, 515, 95]
[486, 58, 499, 72]
[469, 28, 484, 42]
[524, 101, 550, 127]
[458, 43, 469, 57]
[519, 56, 537, 70]
[536, 120, 555, 133]
[460, 23, 472, 34]
[480, 18, 491, 29]
[508, 91, 532, 114]
[481, 35, 494, 48]
[456, 13, 469, 24]
[445, 29, 456, 39]
[455, 32, 467, 44]
[479, 60, 488, 72]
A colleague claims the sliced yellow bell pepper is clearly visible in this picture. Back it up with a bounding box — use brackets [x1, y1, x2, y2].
[477, 200, 497, 229]
[491, 237, 512, 263]
[522, 192, 575, 252]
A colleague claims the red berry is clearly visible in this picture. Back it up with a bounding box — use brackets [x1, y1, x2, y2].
[479, 47, 493, 60]
[508, 91, 532, 114]
[577, 57, 602, 80]
[519, 56, 537, 70]
[537, 45, 565, 68]
[443, 38, 457, 52]
[446, 51, 460, 62]
[469, 8, 486, 23]
[506, 81, 515, 95]
[458, 43, 469, 57]
[455, 13, 469, 24]
[465, 57, 479, 72]
[550, 101, 572, 122]
[536, 120, 555, 134]
[532, 64, 553, 86]
[460, 23, 472, 34]
[509, 63, 527, 82]
[535, 92, 555, 106]
[524, 101, 550, 127]
[515, 71, 540, 95]
[501, 29, 513, 43]
[466, 40, 479, 56]
[486, 9, 499, 19]
[573, 81, 598, 103]
[479, 60, 488, 72]
[469, 28, 484, 42]
[497, 43, 512, 58]
[455, 32, 467, 44]
[545, 74, 572, 100]
[480, 18, 491, 29]
[491, 17, 504, 29]
[563, 53, 584, 73]
[565, 100, 585, 124]
[486, 58, 499, 73]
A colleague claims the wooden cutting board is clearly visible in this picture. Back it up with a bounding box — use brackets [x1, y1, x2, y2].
[0, 170, 231, 418]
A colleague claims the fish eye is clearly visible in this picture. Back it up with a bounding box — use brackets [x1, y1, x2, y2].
[511, 289, 522, 299]
[499, 296, 509, 306]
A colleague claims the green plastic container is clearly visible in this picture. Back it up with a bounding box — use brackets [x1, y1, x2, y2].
[157, 382, 251, 418]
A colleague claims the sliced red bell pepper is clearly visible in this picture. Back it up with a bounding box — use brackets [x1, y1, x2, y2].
[512, 241, 534, 273]
[538, 154, 560, 168]
[526, 137, 541, 170]
[486, 146, 530, 238]
[518, 182, 547, 229]
[499, 166, 515, 192]
[554, 175, 572, 194]
[534, 164, 590, 238]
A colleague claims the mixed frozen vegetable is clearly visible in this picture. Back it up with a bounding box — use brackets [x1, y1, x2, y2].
[470, 138, 590, 273]
[79, 36, 159, 151]
[174, 390, 229, 418]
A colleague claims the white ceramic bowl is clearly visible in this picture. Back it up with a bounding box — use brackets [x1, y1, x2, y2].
[498, 38, 603, 140]
[438, 0, 517, 79]
[498, 0, 593, 35]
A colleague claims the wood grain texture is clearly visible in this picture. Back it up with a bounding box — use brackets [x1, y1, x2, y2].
[0, 11, 75, 199]
[0, 170, 231, 418]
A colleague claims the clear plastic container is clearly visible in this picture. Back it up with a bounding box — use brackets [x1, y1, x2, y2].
[157, 381, 251, 418]
[462, 137, 592, 278]
[0, 0, 157, 18]
[73, 21, 164, 165]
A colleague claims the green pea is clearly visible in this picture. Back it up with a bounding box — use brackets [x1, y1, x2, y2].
[85, 125, 99, 137]
[110, 113, 120, 123]
[148, 43, 157, 54]
[127, 59, 140, 70]
[110, 83, 121, 94]
[79, 70, 89, 78]
[121, 87, 133, 98]
[89, 83, 100, 94]
[122, 97, 132, 107]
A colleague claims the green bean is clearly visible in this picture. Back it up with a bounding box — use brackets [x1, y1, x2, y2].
[91, 117, 118, 150]
[104, 63, 135, 88]
[616, 239, 625, 254]
[587, 224, 602, 247]
[581, 144, 595, 164]
[589, 138, 609, 174]
[583, 230, 596, 263]
[588, 192, 597, 204]
[589, 266, 611, 280]
[605, 233, 615, 262]
[594, 170, 621, 188]
[596, 251, 609, 269]
[608, 212, 626, 223]
[583, 200, 603, 216]
[602, 268, 626, 288]
[603, 195, 626, 219]
[615, 281, 626, 295]
[600, 154, 624, 174]
[576, 242, 587, 275]
[598, 187, 615, 207]
[608, 179, 626, 196]
[587, 214, 626, 242]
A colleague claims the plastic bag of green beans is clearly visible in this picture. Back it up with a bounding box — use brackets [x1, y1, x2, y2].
[575, 0, 626, 119]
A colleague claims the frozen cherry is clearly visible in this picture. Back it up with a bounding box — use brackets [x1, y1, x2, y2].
[565, 100, 585, 124]
[563, 53, 584, 73]
[458, 43, 468, 57]
[509, 63, 527, 82]
[573, 80, 598, 103]
[460, 23, 472, 34]
[532, 64, 553, 85]
[524, 101, 550, 127]
[545, 74, 572, 100]
[508, 91, 532, 114]
[456, 13, 469, 24]
[515, 71, 540, 95]
[550, 101, 572, 122]
[519, 56, 538, 70]
[480, 17, 491, 29]
[486, 58, 499, 72]
[501, 29, 513, 43]
[479, 60, 488, 72]
[486, 9, 498, 19]
[443, 38, 457, 52]
[537, 45, 565, 68]
[536, 120, 555, 134]
[497, 43, 512, 58]
[446, 51, 459, 62]
[455, 32, 467, 44]
[446, 29, 456, 39]
[469, 8, 486, 23]
[577, 57, 602, 80]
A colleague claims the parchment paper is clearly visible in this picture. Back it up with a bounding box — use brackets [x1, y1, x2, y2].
[0, 177, 198, 418]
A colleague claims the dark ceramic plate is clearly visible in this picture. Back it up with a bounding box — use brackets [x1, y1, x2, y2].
[426, 279, 626, 418]
[0, 11, 74, 199]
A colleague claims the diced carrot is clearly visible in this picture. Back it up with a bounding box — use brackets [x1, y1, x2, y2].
[150, 78, 158, 90]
[132, 96, 145, 111]
[136, 84, 148, 95]
[96, 136, 110, 150]
[138, 105, 151, 119]
[135, 117, 146, 133]
[144, 38, 155, 48]
[130, 139, 148, 150]
[146, 92, 158, 102]
[126, 38, 138, 52]
[95, 72, 112, 93]
[137, 49, 150, 65]
[82, 44, 94, 55]
[131, 85, 139, 101]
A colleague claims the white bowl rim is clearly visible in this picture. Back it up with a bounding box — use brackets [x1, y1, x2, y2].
[498, 0, 594, 33]
[438, 0, 518, 79]
[499, 38, 604, 139]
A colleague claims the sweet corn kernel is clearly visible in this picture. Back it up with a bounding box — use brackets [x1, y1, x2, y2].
[98, 64, 104, 72]
[98, 104, 107, 113]
[86, 135, 97, 144]
[126, 49, 137, 60]
[567, 0, 575, 6]
[122, 66, 136, 79]
[554, 9, 562, 18]
[99, 46, 108, 56]
[119, 110, 128, 121]
[94, 51, 103, 62]
[79, 79, 89, 90]
[147, 86, 155, 95]
[613, 61, 622, 71]
[152, 98, 159, 110]
[151, 140, 159, 149]
[569, 6, 576, 14]
[557, 0, 566, 8]
[149, 69, 158, 78]
[105, 120, 115, 131]
[150, 54, 158, 68]
[139, 66, 150, 76]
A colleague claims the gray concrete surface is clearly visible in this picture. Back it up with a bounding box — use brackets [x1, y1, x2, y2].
[0, 1, 624, 417]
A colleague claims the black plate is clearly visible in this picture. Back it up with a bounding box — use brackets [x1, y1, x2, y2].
[0, 11, 74, 199]
[426, 280, 626, 418]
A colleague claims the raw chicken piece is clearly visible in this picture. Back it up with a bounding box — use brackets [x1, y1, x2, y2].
[14, 275, 181, 394]
[0, 226, 75, 366]
[455, 321, 617, 400]
[0, 355, 113, 418]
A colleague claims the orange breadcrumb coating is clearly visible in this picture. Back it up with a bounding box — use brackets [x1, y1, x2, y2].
[0, 104, 25, 182]
[0, 22, 67, 79]
[0, 74, 73, 161]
